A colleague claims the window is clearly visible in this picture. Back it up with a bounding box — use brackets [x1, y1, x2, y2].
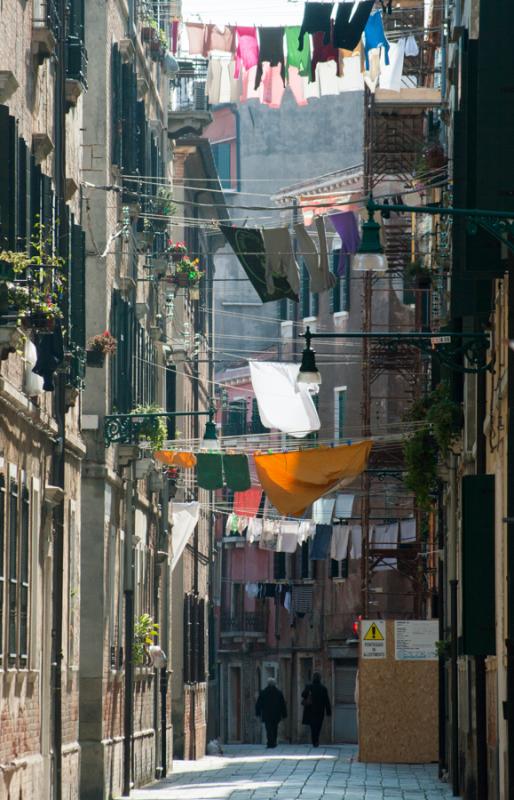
[212, 142, 232, 189]
[273, 552, 286, 580]
[251, 398, 268, 434]
[331, 251, 351, 313]
[298, 540, 315, 580]
[225, 399, 247, 436]
[330, 558, 349, 580]
[184, 593, 207, 683]
[301, 263, 318, 319]
[19, 484, 29, 665]
[334, 387, 347, 441]
[8, 478, 18, 665]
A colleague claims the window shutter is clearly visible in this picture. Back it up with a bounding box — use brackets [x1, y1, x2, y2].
[183, 595, 190, 682]
[19, 485, 29, 664]
[8, 478, 18, 666]
[331, 250, 341, 313]
[111, 45, 122, 166]
[337, 390, 346, 440]
[0, 108, 16, 250]
[0, 475, 5, 665]
[273, 552, 286, 580]
[122, 64, 137, 180]
[17, 139, 29, 251]
[462, 475, 496, 655]
[198, 598, 206, 682]
[70, 224, 86, 347]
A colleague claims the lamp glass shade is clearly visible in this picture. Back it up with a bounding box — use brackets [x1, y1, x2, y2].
[298, 346, 322, 386]
[202, 420, 220, 450]
[352, 252, 388, 272]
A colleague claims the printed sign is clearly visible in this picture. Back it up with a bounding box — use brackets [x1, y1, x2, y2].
[361, 619, 386, 659]
[395, 620, 439, 660]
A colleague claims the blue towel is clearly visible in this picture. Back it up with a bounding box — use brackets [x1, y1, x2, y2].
[363, 11, 390, 70]
[310, 524, 332, 560]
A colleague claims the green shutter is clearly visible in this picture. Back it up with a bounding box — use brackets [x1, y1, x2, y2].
[462, 474, 496, 655]
[337, 390, 346, 440]
[0, 108, 16, 250]
[111, 45, 122, 166]
[70, 224, 86, 347]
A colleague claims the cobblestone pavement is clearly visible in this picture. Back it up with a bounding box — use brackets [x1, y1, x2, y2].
[131, 744, 454, 800]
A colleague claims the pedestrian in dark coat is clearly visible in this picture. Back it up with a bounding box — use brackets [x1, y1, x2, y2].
[255, 678, 288, 748]
[301, 672, 331, 747]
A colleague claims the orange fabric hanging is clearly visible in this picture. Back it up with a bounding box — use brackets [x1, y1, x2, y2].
[154, 451, 197, 469]
[254, 441, 373, 517]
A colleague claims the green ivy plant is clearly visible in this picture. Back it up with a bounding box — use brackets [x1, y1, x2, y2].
[133, 613, 159, 666]
[131, 403, 168, 451]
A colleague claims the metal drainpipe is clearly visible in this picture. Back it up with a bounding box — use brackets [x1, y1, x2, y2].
[437, 486, 447, 778]
[123, 465, 135, 797]
[448, 451, 459, 797]
[160, 476, 170, 777]
[51, 1, 68, 797]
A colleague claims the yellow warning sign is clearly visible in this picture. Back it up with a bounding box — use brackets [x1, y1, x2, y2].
[364, 622, 384, 641]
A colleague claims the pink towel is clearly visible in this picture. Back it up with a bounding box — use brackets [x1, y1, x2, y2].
[235, 26, 260, 78]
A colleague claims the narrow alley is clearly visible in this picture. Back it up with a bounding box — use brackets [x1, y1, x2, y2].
[131, 746, 452, 800]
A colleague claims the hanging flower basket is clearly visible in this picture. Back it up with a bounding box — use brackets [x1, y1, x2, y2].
[23, 312, 56, 333]
[166, 240, 187, 262]
[174, 272, 191, 288]
[141, 26, 157, 43]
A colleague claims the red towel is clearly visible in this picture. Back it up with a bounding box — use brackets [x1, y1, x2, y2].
[233, 487, 263, 517]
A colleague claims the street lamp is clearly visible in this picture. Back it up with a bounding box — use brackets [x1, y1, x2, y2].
[352, 205, 388, 272]
[298, 338, 322, 386]
[201, 409, 220, 449]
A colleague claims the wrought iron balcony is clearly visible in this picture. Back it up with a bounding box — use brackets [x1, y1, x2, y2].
[32, 0, 60, 59]
[220, 612, 266, 636]
[66, 36, 88, 91]
[171, 58, 208, 112]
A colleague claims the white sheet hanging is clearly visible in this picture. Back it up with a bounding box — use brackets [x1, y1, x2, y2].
[372, 522, 398, 571]
[349, 524, 362, 559]
[400, 517, 416, 543]
[312, 497, 336, 524]
[171, 502, 200, 570]
[278, 521, 301, 553]
[334, 493, 355, 519]
[379, 38, 406, 92]
[249, 361, 321, 438]
[331, 524, 350, 560]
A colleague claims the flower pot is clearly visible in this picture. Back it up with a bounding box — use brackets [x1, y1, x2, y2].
[86, 349, 106, 368]
[174, 272, 190, 288]
[141, 26, 157, 43]
[23, 313, 56, 334]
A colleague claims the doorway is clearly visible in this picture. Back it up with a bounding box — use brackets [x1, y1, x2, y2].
[228, 665, 242, 742]
[333, 658, 358, 743]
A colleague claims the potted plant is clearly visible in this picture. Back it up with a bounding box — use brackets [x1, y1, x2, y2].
[130, 403, 168, 450]
[86, 330, 117, 367]
[166, 239, 187, 263]
[152, 188, 176, 230]
[133, 613, 159, 666]
[136, 217, 154, 252]
[172, 257, 204, 288]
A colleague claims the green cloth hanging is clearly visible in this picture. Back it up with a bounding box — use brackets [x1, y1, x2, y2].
[197, 453, 224, 490]
[223, 454, 252, 492]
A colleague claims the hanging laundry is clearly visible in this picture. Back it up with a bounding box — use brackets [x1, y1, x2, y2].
[171, 502, 200, 570]
[316, 61, 342, 97]
[278, 521, 301, 553]
[349, 524, 362, 559]
[310, 524, 333, 559]
[254, 441, 373, 517]
[223, 454, 252, 492]
[285, 26, 311, 77]
[261, 64, 286, 108]
[334, 492, 355, 519]
[171, 19, 180, 55]
[247, 517, 263, 543]
[363, 47, 381, 93]
[310, 29, 340, 83]
[186, 22, 207, 56]
[259, 519, 281, 551]
[196, 452, 224, 490]
[285, 66, 308, 106]
[245, 582, 260, 598]
[294, 218, 336, 293]
[234, 487, 263, 517]
[234, 26, 260, 78]
[333, 0, 374, 50]
[154, 450, 197, 468]
[262, 227, 301, 296]
[331, 524, 350, 561]
[255, 27, 286, 89]
[379, 38, 406, 92]
[249, 361, 321, 439]
[373, 523, 399, 546]
[24, 339, 44, 396]
[299, 520, 316, 542]
[337, 53, 365, 92]
[220, 225, 298, 303]
[206, 57, 233, 104]
[405, 35, 419, 57]
[292, 584, 313, 613]
[284, 590, 292, 612]
[400, 517, 416, 543]
[328, 211, 361, 275]
[33, 321, 64, 391]
[205, 24, 236, 54]
[298, 2, 334, 51]
[363, 11, 390, 70]
[312, 497, 336, 524]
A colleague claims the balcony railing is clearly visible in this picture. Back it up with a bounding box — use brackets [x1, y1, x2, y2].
[33, 0, 61, 36]
[220, 612, 266, 635]
[66, 36, 88, 90]
[171, 58, 208, 112]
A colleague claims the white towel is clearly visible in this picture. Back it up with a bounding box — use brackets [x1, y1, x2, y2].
[171, 502, 200, 570]
[249, 361, 321, 438]
[331, 524, 350, 561]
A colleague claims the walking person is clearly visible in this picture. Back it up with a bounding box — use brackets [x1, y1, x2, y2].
[255, 677, 288, 748]
[301, 672, 332, 747]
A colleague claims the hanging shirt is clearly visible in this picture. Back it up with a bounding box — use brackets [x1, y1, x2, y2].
[255, 27, 286, 89]
[171, 20, 180, 55]
[278, 521, 302, 554]
[328, 211, 361, 274]
[310, 525, 333, 560]
[204, 24, 236, 54]
[262, 226, 301, 296]
[261, 64, 286, 108]
[349, 524, 362, 559]
[285, 25, 312, 77]
[223, 454, 252, 492]
[185, 22, 206, 56]
[310, 29, 340, 82]
[363, 47, 381, 93]
[331, 524, 350, 561]
[206, 57, 232, 104]
[379, 37, 406, 92]
[294, 218, 336, 293]
[234, 26, 260, 78]
[333, 0, 374, 50]
[254, 441, 373, 518]
[298, 2, 334, 51]
[312, 497, 336, 524]
[249, 361, 321, 439]
[363, 11, 390, 70]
